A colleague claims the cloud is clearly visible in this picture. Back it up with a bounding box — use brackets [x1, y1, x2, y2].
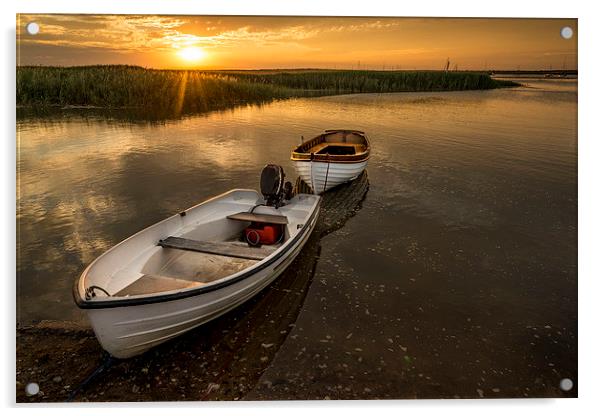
[16, 15, 578, 70]
[18, 15, 401, 54]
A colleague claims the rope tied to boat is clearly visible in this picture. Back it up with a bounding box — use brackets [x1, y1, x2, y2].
[85, 285, 111, 300]
[323, 157, 331, 193]
[66, 352, 115, 401]
[309, 152, 315, 194]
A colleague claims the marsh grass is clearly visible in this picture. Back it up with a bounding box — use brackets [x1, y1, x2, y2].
[17, 65, 519, 119]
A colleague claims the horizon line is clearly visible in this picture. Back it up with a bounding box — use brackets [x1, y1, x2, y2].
[15, 64, 578, 73]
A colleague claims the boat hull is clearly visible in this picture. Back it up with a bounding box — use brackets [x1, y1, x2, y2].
[84, 203, 319, 359]
[292, 160, 368, 194]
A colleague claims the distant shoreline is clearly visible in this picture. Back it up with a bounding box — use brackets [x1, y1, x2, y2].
[17, 65, 520, 120]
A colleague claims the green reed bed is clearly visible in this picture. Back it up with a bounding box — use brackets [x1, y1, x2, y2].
[17, 65, 299, 118]
[222, 69, 518, 93]
[17, 65, 518, 118]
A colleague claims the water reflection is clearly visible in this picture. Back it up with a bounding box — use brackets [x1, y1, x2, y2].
[17, 78, 576, 399]
[17, 81, 576, 324]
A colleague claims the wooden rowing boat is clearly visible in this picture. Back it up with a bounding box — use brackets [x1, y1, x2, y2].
[291, 129, 370, 194]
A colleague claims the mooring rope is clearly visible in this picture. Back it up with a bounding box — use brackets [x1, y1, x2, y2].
[66, 352, 115, 402]
[323, 157, 331, 194]
[309, 155, 314, 194]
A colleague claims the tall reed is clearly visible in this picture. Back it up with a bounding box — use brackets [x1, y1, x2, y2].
[17, 65, 518, 118]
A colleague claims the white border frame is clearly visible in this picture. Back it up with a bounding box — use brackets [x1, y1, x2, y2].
[4, 1, 601, 415]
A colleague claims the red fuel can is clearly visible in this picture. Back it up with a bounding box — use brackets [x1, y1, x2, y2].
[245, 223, 281, 245]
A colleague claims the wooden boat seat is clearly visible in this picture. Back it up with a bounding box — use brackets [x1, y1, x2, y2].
[114, 274, 203, 297]
[226, 211, 289, 225]
[158, 236, 276, 261]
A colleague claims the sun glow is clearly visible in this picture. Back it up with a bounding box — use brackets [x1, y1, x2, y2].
[177, 46, 206, 63]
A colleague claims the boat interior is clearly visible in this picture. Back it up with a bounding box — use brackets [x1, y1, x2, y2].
[81, 191, 317, 300]
[112, 214, 285, 297]
[292, 130, 369, 158]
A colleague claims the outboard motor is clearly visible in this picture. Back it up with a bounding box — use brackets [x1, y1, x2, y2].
[260, 164, 292, 207]
[243, 164, 291, 247]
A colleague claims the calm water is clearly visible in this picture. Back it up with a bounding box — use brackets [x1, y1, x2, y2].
[17, 78, 577, 398]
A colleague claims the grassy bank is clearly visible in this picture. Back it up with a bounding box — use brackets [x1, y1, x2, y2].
[17, 65, 519, 119]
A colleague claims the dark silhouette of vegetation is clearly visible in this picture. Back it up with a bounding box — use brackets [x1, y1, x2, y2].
[17, 65, 519, 119]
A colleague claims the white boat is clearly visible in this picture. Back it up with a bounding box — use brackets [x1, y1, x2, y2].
[73, 165, 320, 358]
[291, 129, 370, 194]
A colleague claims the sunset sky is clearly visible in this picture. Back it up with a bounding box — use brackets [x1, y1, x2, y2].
[16, 15, 577, 70]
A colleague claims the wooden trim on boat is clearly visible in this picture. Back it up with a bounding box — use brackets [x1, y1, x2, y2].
[73, 203, 320, 309]
[158, 237, 276, 261]
[291, 154, 370, 163]
[290, 130, 371, 163]
[226, 211, 289, 225]
[324, 129, 365, 134]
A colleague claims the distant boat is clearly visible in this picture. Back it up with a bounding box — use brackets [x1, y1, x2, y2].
[291, 129, 371, 194]
[73, 165, 321, 358]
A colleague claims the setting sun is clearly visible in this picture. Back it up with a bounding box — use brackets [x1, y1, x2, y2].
[17, 15, 577, 70]
[177, 46, 206, 63]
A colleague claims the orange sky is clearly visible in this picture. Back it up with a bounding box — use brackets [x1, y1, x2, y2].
[16, 15, 577, 70]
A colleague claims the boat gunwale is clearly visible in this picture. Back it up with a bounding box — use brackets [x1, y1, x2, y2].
[73, 190, 320, 310]
[291, 154, 370, 163]
[290, 130, 371, 163]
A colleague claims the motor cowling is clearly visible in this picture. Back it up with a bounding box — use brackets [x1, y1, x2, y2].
[260, 164, 291, 207]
